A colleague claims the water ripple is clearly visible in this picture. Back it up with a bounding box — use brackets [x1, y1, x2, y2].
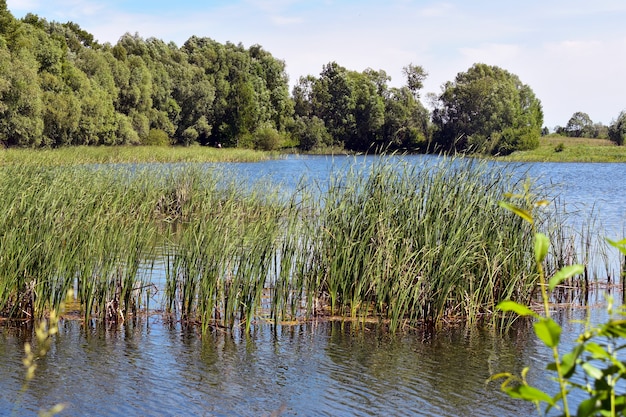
[0, 319, 576, 416]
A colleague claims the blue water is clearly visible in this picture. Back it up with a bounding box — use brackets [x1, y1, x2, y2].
[222, 154, 626, 233]
[1, 155, 626, 417]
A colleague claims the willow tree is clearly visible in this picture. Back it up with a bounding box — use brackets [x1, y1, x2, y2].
[432, 63, 543, 155]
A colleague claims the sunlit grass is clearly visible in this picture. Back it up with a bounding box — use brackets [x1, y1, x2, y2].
[501, 135, 626, 162]
[0, 145, 276, 166]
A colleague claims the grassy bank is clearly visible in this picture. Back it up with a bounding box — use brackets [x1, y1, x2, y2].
[0, 145, 275, 166]
[0, 158, 586, 333]
[501, 135, 626, 162]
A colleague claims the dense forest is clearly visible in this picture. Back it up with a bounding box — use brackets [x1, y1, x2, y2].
[5, 2, 624, 154]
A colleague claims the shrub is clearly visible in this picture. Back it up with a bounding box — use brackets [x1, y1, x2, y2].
[145, 129, 171, 146]
[253, 125, 283, 151]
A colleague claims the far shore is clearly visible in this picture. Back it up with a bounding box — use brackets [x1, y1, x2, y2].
[498, 135, 626, 163]
[1, 135, 625, 165]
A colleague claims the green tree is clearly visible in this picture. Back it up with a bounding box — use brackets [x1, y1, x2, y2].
[291, 115, 331, 151]
[402, 63, 427, 98]
[292, 75, 316, 117]
[249, 44, 293, 131]
[432, 63, 543, 155]
[608, 110, 626, 146]
[383, 86, 429, 150]
[0, 49, 44, 146]
[0, 1, 26, 50]
[312, 62, 356, 147]
[564, 111, 594, 138]
[345, 70, 385, 150]
[75, 71, 119, 145]
[39, 71, 81, 146]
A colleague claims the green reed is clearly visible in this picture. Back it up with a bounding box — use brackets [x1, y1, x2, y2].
[0, 156, 590, 334]
[315, 157, 539, 330]
[0, 165, 157, 322]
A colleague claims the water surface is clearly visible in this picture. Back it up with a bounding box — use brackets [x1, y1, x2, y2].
[2, 155, 626, 416]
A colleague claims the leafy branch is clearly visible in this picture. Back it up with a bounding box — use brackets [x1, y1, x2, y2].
[490, 190, 626, 417]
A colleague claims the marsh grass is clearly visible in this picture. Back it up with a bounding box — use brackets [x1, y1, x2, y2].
[0, 145, 274, 166]
[316, 158, 539, 329]
[0, 156, 596, 333]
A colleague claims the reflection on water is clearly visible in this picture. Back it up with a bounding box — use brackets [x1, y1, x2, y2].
[0, 316, 566, 417]
[2, 156, 626, 416]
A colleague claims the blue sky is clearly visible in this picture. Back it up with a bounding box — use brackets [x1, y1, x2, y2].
[6, 0, 626, 129]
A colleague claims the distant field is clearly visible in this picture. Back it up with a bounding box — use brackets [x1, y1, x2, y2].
[501, 135, 626, 162]
[0, 145, 275, 166]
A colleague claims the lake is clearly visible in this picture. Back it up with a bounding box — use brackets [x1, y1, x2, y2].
[1, 155, 625, 416]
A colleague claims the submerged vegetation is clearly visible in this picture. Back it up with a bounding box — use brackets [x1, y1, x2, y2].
[0, 157, 599, 334]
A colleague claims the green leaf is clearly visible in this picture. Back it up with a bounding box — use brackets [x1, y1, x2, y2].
[607, 238, 626, 256]
[576, 397, 598, 417]
[498, 201, 534, 224]
[548, 264, 585, 291]
[534, 233, 550, 264]
[584, 342, 610, 360]
[496, 300, 539, 318]
[581, 362, 603, 380]
[506, 385, 555, 405]
[560, 346, 583, 378]
[534, 318, 562, 348]
[602, 319, 626, 338]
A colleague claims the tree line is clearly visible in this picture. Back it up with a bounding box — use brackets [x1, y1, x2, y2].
[0, 3, 624, 153]
[554, 111, 626, 146]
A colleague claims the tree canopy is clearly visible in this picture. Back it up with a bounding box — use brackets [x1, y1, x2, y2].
[0, 6, 293, 148]
[554, 111, 608, 139]
[564, 111, 593, 138]
[292, 62, 430, 151]
[608, 110, 626, 146]
[431, 63, 543, 155]
[0, 4, 565, 156]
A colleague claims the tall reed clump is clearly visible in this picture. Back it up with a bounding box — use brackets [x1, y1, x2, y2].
[0, 156, 583, 335]
[163, 169, 289, 334]
[313, 156, 545, 331]
[0, 165, 158, 322]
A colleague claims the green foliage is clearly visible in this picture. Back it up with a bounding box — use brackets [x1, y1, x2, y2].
[290, 115, 331, 151]
[432, 63, 543, 155]
[402, 64, 427, 98]
[608, 111, 626, 146]
[554, 142, 565, 152]
[0, 49, 44, 147]
[565, 111, 595, 138]
[491, 194, 626, 417]
[253, 124, 284, 151]
[145, 128, 170, 146]
[292, 63, 430, 152]
[0, 17, 292, 148]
